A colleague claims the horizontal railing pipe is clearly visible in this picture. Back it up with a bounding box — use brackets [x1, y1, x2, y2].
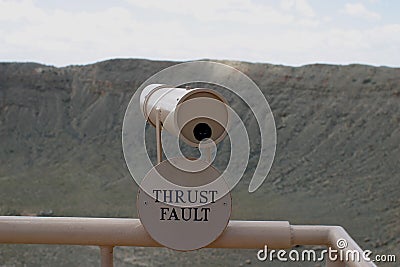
[0, 216, 291, 249]
[0, 216, 376, 267]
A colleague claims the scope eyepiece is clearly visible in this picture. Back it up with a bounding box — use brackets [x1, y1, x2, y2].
[193, 123, 212, 141]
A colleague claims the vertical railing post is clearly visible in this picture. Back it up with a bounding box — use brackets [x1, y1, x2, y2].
[326, 248, 345, 267]
[100, 246, 114, 267]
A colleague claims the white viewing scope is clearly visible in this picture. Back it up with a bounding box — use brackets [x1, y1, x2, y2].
[140, 84, 229, 147]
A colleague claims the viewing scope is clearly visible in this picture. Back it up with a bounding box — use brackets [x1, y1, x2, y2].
[140, 84, 230, 147]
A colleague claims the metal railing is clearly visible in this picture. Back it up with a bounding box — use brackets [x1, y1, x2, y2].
[0, 216, 376, 267]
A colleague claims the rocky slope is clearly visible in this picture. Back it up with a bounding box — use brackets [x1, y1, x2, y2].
[0, 59, 399, 266]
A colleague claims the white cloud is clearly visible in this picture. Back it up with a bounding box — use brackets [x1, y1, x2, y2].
[125, 0, 317, 25]
[0, 0, 43, 21]
[0, 0, 192, 65]
[0, 0, 398, 66]
[280, 0, 315, 17]
[344, 2, 381, 20]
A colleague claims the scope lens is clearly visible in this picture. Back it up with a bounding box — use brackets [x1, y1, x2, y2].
[193, 123, 212, 141]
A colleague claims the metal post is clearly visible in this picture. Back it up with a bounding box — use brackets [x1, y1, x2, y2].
[206, 147, 211, 163]
[325, 247, 345, 267]
[326, 256, 345, 267]
[100, 246, 114, 267]
[155, 107, 162, 164]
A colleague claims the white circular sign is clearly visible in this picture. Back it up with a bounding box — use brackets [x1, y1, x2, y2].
[137, 158, 231, 251]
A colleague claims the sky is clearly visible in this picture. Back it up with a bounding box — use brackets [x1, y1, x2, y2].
[0, 0, 399, 67]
